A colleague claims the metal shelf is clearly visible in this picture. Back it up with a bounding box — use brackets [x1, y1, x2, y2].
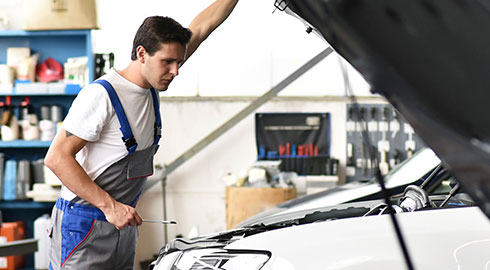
[0, 93, 78, 96]
[0, 238, 38, 257]
[0, 30, 91, 37]
[0, 200, 54, 209]
[0, 140, 51, 148]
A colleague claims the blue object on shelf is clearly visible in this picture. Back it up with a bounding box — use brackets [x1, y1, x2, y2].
[4, 160, 17, 201]
[13, 80, 31, 95]
[266, 151, 278, 160]
[15, 80, 31, 84]
[65, 84, 82, 94]
[257, 145, 266, 160]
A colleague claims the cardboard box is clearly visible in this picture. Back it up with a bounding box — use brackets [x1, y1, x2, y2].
[226, 186, 296, 229]
[22, 0, 98, 30]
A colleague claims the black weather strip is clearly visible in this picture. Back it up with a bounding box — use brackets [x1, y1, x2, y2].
[340, 60, 415, 270]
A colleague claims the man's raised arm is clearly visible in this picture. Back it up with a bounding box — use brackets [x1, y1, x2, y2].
[185, 0, 239, 60]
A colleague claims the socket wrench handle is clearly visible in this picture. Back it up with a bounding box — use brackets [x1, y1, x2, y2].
[142, 219, 177, 225]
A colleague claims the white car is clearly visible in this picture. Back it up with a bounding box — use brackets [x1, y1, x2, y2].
[150, 184, 483, 269]
[150, 0, 490, 269]
[151, 207, 490, 269]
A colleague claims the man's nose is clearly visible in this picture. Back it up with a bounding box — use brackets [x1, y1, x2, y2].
[170, 63, 179, 77]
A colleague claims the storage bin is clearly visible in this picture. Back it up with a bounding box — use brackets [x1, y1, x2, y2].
[0, 221, 26, 270]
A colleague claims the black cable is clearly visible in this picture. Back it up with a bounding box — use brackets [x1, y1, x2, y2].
[341, 60, 415, 270]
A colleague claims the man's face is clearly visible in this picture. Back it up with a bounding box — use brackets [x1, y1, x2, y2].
[141, 42, 186, 91]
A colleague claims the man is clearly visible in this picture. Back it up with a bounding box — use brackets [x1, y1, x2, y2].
[44, 1, 239, 269]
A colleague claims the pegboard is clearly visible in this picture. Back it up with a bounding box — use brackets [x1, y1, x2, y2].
[345, 103, 425, 182]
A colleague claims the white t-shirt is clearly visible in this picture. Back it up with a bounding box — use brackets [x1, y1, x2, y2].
[59, 68, 158, 200]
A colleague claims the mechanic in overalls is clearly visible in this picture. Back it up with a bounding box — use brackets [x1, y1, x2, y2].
[44, 1, 239, 269]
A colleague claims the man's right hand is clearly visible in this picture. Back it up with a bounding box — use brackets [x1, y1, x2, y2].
[102, 200, 143, 230]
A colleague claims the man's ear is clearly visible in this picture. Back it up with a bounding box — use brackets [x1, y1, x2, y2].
[136, 46, 146, 63]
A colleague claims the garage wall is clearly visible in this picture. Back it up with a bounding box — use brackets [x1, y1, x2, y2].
[92, 0, 372, 97]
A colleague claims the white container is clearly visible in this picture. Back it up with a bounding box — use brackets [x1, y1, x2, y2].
[34, 214, 50, 270]
[0, 65, 14, 84]
[21, 114, 40, 141]
[39, 120, 55, 141]
[1, 114, 19, 141]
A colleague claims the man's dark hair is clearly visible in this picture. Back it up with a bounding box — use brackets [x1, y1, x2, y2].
[131, 16, 192, 60]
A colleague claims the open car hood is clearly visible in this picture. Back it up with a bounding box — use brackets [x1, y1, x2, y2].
[279, 0, 490, 217]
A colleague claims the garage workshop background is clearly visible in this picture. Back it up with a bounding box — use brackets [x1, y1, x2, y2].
[0, 0, 381, 268]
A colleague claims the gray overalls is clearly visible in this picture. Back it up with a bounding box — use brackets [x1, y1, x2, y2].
[49, 80, 161, 270]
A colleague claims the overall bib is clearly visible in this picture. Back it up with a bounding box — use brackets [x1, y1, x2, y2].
[49, 80, 161, 270]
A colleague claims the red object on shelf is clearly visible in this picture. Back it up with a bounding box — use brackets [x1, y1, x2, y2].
[36, 57, 64, 82]
[0, 221, 26, 270]
[298, 145, 304, 156]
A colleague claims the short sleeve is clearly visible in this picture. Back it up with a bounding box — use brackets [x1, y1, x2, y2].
[62, 83, 114, 142]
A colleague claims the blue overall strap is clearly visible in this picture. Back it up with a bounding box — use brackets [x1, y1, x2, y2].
[150, 88, 162, 145]
[94, 80, 138, 154]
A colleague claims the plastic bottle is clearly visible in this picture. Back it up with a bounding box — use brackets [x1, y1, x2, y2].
[34, 214, 50, 270]
[3, 159, 17, 200]
[51, 104, 63, 134]
[1, 96, 19, 141]
[0, 153, 5, 200]
[39, 105, 55, 141]
[0, 101, 4, 140]
[20, 97, 40, 141]
[16, 160, 31, 200]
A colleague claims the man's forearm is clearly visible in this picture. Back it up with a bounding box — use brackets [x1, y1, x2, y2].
[186, 0, 239, 59]
[46, 152, 115, 211]
[45, 130, 116, 212]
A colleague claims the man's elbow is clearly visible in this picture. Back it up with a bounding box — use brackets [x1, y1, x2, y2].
[44, 148, 62, 173]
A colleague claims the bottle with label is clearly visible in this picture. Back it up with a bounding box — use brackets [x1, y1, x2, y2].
[16, 160, 30, 200]
[51, 104, 63, 134]
[3, 159, 17, 200]
[39, 105, 55, 141]
[20, 97, 40, 141]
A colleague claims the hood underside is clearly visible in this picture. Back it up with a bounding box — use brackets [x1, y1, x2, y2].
[282, 0, 490, 217]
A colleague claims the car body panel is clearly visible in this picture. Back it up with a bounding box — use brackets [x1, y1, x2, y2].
[227, 207, 490, 269]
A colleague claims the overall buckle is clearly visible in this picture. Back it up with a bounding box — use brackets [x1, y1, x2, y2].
[122, 136, 137, 153]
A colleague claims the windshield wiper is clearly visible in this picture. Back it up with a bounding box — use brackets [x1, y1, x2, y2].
[298, 206, 370, 225]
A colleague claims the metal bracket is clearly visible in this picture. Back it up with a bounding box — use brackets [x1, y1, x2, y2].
[274, 0, 290, 11]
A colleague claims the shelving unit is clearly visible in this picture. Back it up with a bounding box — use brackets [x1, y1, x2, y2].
[0, 29, 94, 83]
[0, 29, 93, 268]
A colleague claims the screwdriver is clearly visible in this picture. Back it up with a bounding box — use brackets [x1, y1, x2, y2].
[142, 219, 177, 225]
